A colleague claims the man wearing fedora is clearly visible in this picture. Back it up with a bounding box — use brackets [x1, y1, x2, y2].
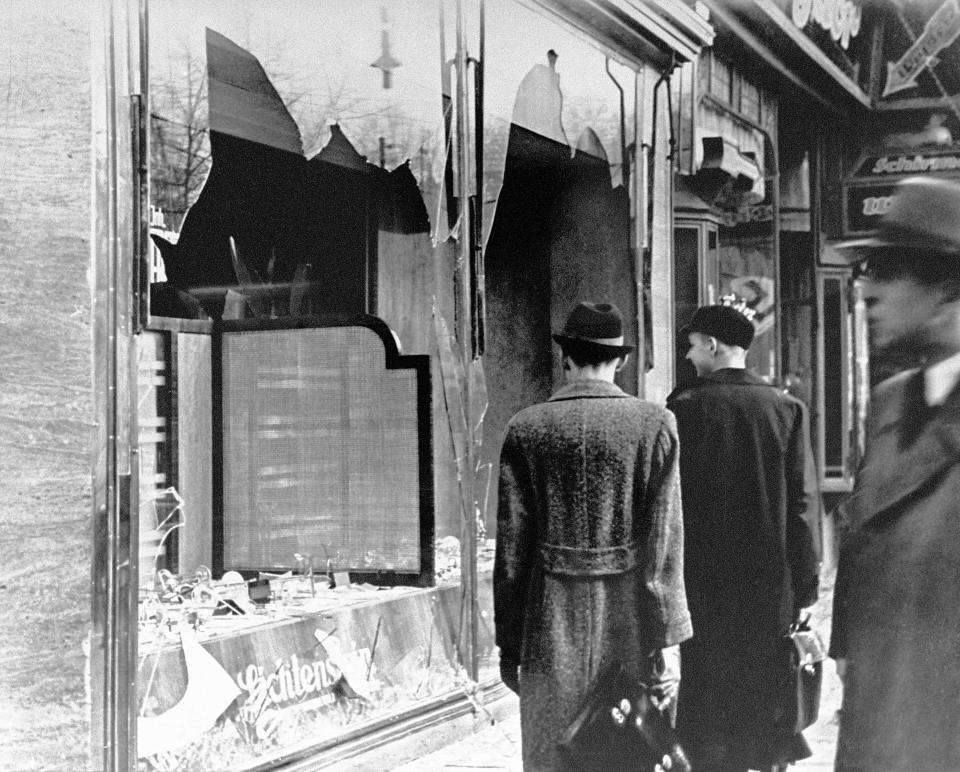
[666, 299, 821, 772]
[494, 301, 692, 770]
[830, 176, 960, 771]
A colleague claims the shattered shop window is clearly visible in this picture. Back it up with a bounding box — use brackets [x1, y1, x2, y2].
[148, 0, 448, 323]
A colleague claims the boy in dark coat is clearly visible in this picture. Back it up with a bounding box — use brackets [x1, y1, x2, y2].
[667, 300, 821, 772]
[831, 176, 960, 772]
[494, 301, 693, 771]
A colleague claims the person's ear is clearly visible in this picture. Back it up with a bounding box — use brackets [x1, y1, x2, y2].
[615, 354, 629, 372]
[562, 354, 572, 371]
[708, 336, 718, 356]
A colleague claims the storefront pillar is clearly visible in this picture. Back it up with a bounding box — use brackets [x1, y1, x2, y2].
[91, 0, 145, 767]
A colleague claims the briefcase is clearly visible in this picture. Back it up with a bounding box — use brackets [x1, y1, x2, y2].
[779, 617, 826, 733]
[557, 660, 691, 772]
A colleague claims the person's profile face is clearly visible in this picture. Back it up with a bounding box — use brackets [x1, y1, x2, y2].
[860, 272, 947, 354]
[685, 332, 715, 376]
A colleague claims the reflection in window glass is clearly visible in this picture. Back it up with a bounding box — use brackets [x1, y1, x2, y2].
[143, 4, 472, 768]
[720, 233, 777, 381]
[149, 0, 449, 323]
[480, 0, 640, 530]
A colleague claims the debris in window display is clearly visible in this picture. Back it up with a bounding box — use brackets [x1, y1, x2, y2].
[137, 629, 241, 759]
[135, 571, 480, 771]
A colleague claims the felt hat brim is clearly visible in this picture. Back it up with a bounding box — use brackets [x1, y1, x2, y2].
[552, 334, 634, 356]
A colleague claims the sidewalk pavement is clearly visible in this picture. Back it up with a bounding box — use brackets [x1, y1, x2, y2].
[391, 570, 841, 772]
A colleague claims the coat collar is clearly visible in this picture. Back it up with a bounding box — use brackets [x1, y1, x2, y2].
[844, 369, 960, 530]
[699, 367, 768, 386]
[666, 368, 770, 402]
[547, 379, 630, 402]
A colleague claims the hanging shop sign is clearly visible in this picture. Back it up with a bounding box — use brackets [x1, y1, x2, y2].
[762, 0, 874, 88]
[789, 0, 863, 50]
[883, 0, 960, 97]
[876, 0, 960, 102]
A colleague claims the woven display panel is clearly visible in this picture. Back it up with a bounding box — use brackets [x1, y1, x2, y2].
[221, 326, 422, 573]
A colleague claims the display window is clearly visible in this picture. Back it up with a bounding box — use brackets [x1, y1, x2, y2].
[90, 0, 705, 767]
[140, 3, 486, 768]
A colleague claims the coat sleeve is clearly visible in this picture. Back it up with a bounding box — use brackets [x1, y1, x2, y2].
[638, 413, 693, 652]
[829, 383, 883, 658]
[785, 401, 821, 610]
[493, 425, 538, 664]
[828, 523, 855, 658]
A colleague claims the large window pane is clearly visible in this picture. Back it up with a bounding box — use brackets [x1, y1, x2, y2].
[142, 4, 470, 768]
[481, 0, 639, 481]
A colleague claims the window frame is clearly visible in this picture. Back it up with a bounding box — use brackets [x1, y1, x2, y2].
[816, 267, 856, 492]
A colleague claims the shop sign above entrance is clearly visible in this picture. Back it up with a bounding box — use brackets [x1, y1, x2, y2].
[790, 0, 863, 50]
[853, 150, 960, 177]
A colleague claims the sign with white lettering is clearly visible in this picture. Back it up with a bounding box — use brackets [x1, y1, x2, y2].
[791, 0, 863, 50]
[844, 183, 897, 233]
[883, 0, 960, 97]
[769, 0, 874, 84]
[853, 152, 960, 177]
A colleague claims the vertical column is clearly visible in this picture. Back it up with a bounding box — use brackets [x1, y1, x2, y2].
[90, 0, 143, 767]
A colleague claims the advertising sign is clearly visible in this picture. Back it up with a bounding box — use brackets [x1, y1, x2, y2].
[844, 183, 898, 233]
[852, 151, 960, 178]
[883, 0, 960, 97]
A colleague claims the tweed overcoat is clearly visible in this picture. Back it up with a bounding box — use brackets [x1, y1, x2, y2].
[666, 368, 821, 769]
[494, 379, 692, 771]
[831, 369, 960, 771]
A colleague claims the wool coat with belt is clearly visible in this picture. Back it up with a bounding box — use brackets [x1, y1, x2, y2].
[494, 379, 692, 771]
[831, 369, 960, 771]
[666, 368, 821, 769]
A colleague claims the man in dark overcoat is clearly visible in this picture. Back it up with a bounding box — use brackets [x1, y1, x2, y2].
[830, 176, 960, 772]
[666, 300, 821, 772]
[494, 301, 692, 771]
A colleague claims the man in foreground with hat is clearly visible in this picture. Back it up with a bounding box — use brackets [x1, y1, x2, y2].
[830, 176, 960, 771]
[494, 301, 692, 770]
[666, 298, 821, 772]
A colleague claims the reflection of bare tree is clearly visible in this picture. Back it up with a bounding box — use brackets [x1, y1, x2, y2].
[151, 46, 210, 228]
[150, 41, 444, 228]
[293, 72, 369, 158]
[151, 36, 305, 228]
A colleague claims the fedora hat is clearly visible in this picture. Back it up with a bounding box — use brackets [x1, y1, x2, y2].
[836, 176, 960, 257]
[553, 301, 634, 356]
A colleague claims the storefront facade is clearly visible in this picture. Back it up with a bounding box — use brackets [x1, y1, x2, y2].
[668, 0, 960, 558]
[90, 1, 711, 768]
[670, 0, 880, 528]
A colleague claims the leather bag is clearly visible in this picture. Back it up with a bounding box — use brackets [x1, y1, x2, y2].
[779, 617, 826, 733]
[557, 660, 691, 771]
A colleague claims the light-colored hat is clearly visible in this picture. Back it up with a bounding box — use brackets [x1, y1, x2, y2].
[836, 176, 960, 256]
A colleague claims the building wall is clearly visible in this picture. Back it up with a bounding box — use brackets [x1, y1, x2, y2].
[0, 2, 92, 769]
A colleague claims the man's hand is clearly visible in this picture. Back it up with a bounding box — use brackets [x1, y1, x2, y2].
[834, 657, 847, 684]
[795, 605, 816, 624]
[499, 657, 519, 694]
[645, 645, 681, 708]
